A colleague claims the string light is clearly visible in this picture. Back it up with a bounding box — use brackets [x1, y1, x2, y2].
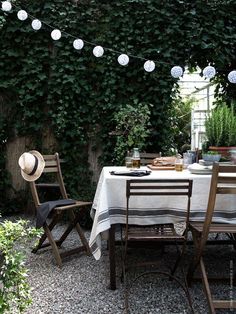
[2, 2, 235, 82]
[1, 1, 12, 12]
[203, 66, 216, 79]
[228, 70, 236, 84]
[17, 9, 28, 21]
[31, 19, 42, 30]
[117, 54, 129, 66]
[144, 60, 155, 72]
[73, 39, 84, 50]
[51, 29, 61, 40]
[171, 66, 183, 78]
[93, 46, 104, 57]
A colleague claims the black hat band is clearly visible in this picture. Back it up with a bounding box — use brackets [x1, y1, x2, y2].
[28, 155, 38, 176]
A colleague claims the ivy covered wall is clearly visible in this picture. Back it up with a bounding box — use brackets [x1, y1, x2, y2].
[0, 0, 235, 212]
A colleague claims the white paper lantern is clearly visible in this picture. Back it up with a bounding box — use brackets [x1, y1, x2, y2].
[2, 1, 12, 12]
[73, 39, 84, 50]
[228, 70, 236, 84]
[144, 60, 155, 72]
[171, 66, 183, 78]
[51, 29, 61, 41]
[93, 46, 104, 58]
[118, 54, 129, 66]
[203, 66, 216, 78]
[17, 10, 28, 21]
[31, 19, 42, 31]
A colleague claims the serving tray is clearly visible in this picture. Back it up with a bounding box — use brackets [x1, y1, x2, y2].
[147, 164, 175, 170]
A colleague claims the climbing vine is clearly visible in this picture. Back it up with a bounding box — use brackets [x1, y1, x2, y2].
[0, 0, 235, 211]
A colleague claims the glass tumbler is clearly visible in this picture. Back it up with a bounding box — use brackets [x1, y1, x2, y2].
[175, 158, 183, 172]
[125, 156, 132, 168]
[183, 153, 193, 168]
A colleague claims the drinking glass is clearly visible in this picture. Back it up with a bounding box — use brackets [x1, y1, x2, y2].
[125, 157, 132, 168]
[175, 159, 183, 171]
[183, 153, 193, 168]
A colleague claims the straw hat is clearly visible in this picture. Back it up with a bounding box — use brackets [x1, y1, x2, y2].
[18, 150, 45, 181]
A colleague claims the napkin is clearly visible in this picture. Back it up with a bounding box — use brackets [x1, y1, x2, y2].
[110, 170, 151, 177]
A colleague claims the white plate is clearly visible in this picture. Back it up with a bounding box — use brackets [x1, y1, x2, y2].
[188, 168, 212, 175]
[188, 163, 212, 175]
[198, 159, 213, 166]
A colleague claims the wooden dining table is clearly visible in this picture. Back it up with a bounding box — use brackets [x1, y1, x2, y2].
[89, 166, 236, 289]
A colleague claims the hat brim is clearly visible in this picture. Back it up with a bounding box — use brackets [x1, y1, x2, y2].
[20, 150, 45, 182]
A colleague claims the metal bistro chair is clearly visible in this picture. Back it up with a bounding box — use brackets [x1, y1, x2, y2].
[187, 162, 236, 313]
[123, 179, 194, 313]
[29, 153, 92, 267]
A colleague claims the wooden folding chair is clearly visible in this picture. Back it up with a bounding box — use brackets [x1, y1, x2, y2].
[187, 162, 236, 313]
[123, 179, 193, 313]
[29, 153, 92, 267]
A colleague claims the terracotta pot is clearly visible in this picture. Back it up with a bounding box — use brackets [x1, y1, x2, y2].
[209, 146, 236, 158]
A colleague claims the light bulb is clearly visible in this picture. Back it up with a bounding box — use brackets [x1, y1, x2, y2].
[93, 46, 104, 57]
[31, 19, 42, 31]
[2, 1, 12, 12]
[228, 70, 236, 84]
[203, 66, 216, 78]
[144, 60, 155, 72]
[51, 29, 61, 41]
[171, 66, 183, 78]
[118, 54, 129, 66]
[17, 10, 28, 21]
[73, 39, 84, 50]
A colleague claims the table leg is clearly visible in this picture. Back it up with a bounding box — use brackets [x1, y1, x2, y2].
[109, 224, 116, 290]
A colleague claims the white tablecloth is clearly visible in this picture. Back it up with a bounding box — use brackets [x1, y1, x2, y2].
[89, 166, 236, 260]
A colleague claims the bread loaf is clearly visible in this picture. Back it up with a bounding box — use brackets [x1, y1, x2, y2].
[152, 156, 176, 166]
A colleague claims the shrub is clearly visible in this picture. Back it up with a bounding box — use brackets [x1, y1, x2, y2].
[113, 102, 151, 165]
[0, 218, 41, 313]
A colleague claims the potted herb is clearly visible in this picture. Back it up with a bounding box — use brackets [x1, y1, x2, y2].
[202, 151, 221, 165]
[204, 102, 236, 157]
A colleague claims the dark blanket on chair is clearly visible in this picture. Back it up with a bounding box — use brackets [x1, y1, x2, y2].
[36, 199, 76, 228]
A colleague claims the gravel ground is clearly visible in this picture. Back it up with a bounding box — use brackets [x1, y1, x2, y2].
[13, 218, 235, 314]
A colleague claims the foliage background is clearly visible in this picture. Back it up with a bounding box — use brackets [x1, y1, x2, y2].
[0, 0, 235, 213]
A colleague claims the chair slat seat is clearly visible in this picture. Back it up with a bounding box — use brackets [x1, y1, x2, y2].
[127, 233, 185, 241]
[189, 222, 236, 233]
[54, 201, 92, 211]
[127, 223, 185, 241]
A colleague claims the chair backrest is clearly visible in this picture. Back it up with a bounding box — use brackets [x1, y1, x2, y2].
[126, 179, 193, 226]
[29, 153, 68, 208]
[200, 162, 236, 250]
[140, 152, 161, 165]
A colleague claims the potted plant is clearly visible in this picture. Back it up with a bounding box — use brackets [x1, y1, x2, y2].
[204, 102, 236, 157]
[202, 151, 221, 165]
